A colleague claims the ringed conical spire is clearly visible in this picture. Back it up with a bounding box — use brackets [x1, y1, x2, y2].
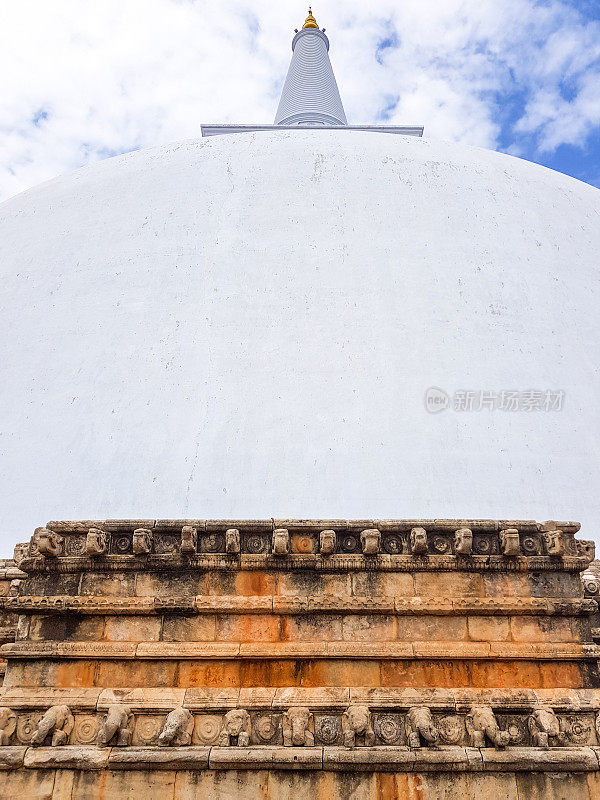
[274, 9, 347, 127]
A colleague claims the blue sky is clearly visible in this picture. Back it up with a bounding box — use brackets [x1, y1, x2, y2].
[0, 0, 599, 200]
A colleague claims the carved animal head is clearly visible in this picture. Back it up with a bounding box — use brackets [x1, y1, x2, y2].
[224, 709, 250, 737]
[272, 529, 290, 555]
[577, 540, 595, 561]
[33, 705, 74, 746]
[499, 529, 520, 556]
[0, 708, 17, 742]
[225, 528, 240, 554]
[360, 529, 381, 555]
[159, 706, 193, 746]
[133, 528, 153, 555]
[13, 542, 29, 567]
[86, 528, 107, 556]
[33, 528, 63, 558]
[410, 527, 428, 555]
[181, 526, 197, 553]
[529, 708, 560, 738]
[319, 530, 336, 555]
[407, 706, 439, 743]
[284, 707, 312, 746]
[344, 705, 371, 734]
[454, 528, 473, 555]
[543, 529, 565, 556]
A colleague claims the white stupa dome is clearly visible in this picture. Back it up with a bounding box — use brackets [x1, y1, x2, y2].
[1, 130, 599, 546]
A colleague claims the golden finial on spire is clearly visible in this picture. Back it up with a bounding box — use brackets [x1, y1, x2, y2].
[302, 7, 319, 29]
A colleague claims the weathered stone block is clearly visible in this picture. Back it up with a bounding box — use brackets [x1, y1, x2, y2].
[281, 614, 343, 642]
[414, 572, 484, 598]
[162, 615, 216, 642]
[103, 616, 162, 642]
[396, 616, 468, 642]
[467, 617, 510, 642]
[342, 615, 396, 642]
[216, 614, 281, 643]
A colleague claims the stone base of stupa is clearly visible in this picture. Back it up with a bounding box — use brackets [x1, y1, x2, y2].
[1, 518, 600, 799]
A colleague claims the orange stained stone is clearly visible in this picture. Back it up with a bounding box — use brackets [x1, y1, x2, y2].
[234, 570, 278, 597]
[300, 659, 381, 687]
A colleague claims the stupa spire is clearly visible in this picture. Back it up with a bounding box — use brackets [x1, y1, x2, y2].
[302, 7, 319, 29]
[274, 9, 347, 127]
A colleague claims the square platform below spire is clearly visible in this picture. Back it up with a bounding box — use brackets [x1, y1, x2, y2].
[201, 124, 424, 138]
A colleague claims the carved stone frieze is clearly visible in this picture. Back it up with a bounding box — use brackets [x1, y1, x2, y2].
[314, 714, 342, 746]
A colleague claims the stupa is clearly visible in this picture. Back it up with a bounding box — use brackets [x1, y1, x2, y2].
[1, 9, 600, 800]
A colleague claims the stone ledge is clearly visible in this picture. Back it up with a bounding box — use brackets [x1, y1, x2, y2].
[23, 746, 109, 770]
[17, 553, 591, 574]
[3, 746, 599, 773]
[4, 686, 600, 713]
[4, 641, 599, 661]
[209, 746, 322, 770]
[108, 746, 210, 770]
[2, 595, 594, 617]
[44, 519, 581, 535]
[0, 747, 26, 769]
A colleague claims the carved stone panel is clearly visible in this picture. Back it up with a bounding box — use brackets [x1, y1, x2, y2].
[314, 713, 343, 746]
[382, 533, 404, 555]
[437, 715, 465, 745]
[199, 534, 225, 554]
[71, 714, 101, 745]
[250, 713, 282, 745]
[559, 713, 596, 745]
[193, 715, 223, 746]
[132, 715, 165, 746]
[16, 712, 44, 745]
[497, 714, 529, 746]
[243, 533, 268, 554]
[111, 534, 132, 555]
[372, 713, 404, 746]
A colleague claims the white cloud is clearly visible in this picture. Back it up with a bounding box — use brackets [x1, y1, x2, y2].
[0, 0, 598, 200]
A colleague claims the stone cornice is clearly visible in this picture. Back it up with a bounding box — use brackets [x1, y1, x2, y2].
[1, 746, 599, 773]
[1, 595, 594, 616]
[3, 641, 599, 661]
[16, 553, 592, 574]
[4, 686, 600, 712]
